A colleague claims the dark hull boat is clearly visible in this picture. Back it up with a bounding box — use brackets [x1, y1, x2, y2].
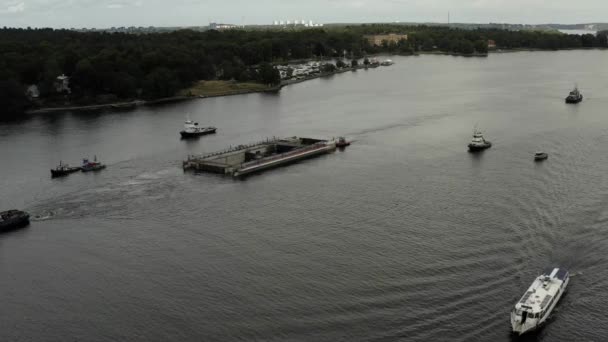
[468, 142, 492, 152]
[336, 137, 351, 148]
[180, 128, 217, 138]
[51, 162, 81, 177]
[0, 210, 30, 232]
[468, 128, 492, 152]
[565, 87, 583, 103]
[180, 119, 217, 139]
[565, 95, 583, 104]
[534, 152, 549, 161]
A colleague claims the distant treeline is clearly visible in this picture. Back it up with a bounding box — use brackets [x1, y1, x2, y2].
[1, 25, 607, 118]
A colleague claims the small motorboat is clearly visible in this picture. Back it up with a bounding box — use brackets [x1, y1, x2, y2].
[511, 268, 569, 335]
[0, 209, 30, 232]
[534, 151, 548, 161]
[468, 128, 492, 152]
[180, 119, 217, 139]
[336, 137, 351, 148]
[565, 86, 583, 103]
[51, 161, 81, 177]
[81, 156, 106, 172]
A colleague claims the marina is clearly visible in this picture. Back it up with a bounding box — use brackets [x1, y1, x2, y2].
[183, 137, 337, 177]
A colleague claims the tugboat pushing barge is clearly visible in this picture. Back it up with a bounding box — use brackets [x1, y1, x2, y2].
[184, 136, 337, 177]
[51, 161, 81, 177]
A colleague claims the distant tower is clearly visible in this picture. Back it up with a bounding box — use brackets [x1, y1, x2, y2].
[448, 11, 450, 25]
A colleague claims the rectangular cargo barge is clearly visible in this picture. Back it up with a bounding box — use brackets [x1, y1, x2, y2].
[183, 137, 337, 177]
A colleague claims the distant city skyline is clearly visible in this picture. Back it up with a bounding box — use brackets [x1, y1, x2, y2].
[1, 0, 607, 29]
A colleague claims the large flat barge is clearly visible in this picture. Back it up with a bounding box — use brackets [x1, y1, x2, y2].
[183, 137, 337, 177]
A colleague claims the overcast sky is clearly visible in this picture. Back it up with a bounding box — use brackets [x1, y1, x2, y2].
[1, 0, 606, 28]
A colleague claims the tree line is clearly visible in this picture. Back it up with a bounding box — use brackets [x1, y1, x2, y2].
[1, 25, 607, 119]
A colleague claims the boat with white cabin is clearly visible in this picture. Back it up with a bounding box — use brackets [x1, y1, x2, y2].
[565, 86, 583, 104]
[467, 128, 492, 152]
[511, 267, 569, 335]
[180, 119, 217, 138]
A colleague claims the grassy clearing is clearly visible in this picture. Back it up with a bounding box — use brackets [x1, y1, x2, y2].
[181, 80, 272, 97]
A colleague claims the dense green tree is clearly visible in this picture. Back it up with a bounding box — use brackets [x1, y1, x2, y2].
[336, 60, 346, 68]
[143, 67, 180, 98]
[0, 80, 28, 118]
[474, 40, 489, 54]
[257, 63, 280, 85]
[351, 59, 359, 67]
[0, 25, 606, 117]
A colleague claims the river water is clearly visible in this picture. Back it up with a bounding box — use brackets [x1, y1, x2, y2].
[2, 51, 608, 341]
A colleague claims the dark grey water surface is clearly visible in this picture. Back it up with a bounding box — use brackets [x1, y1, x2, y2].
[2, 51, 608, 341]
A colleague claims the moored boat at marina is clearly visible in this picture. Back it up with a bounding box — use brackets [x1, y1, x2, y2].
[180, 119, 217, 138]
[50, 161, 81, 177]
[468, 128, 492, 152]
[0, 209, 30, 232]
[511, 267, 569, 336]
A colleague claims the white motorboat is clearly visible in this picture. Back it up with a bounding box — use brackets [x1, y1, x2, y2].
[511, 267, 569, 335]
[180, 119, 217, 138]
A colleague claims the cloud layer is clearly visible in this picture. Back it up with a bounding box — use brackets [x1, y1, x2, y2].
[1, 0, 606, 28]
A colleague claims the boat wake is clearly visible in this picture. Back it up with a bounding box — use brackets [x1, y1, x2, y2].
[30, 210, 56, 221]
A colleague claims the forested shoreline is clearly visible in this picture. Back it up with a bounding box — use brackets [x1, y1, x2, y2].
[1, 25, 607, 119]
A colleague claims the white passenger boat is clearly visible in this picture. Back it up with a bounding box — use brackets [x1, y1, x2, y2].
[180, 119, 217, 138]
[511, 267, 569, 335]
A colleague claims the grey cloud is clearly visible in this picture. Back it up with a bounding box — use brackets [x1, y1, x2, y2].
[1, 0, 607, 28]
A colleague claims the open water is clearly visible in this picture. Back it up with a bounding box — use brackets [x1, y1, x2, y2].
[2, 50, 608, 341]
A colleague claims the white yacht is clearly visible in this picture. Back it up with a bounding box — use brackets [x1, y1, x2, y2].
[511, 268, 569, 335]
[180, 119, 217, 139]
[467, 128, 492, 152]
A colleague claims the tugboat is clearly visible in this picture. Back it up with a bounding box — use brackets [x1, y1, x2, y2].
[511, 268, 569, 336]
[534, 151, 549, 161]
[336, 137, 351, 148]
[81, 156, 106, 172]
[50, 161, 81, 177]
[565, 86, 583, 103]
[180, 119, 217, 139]
[468, 128, 492, 152]
[0, 209, 30, 232]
